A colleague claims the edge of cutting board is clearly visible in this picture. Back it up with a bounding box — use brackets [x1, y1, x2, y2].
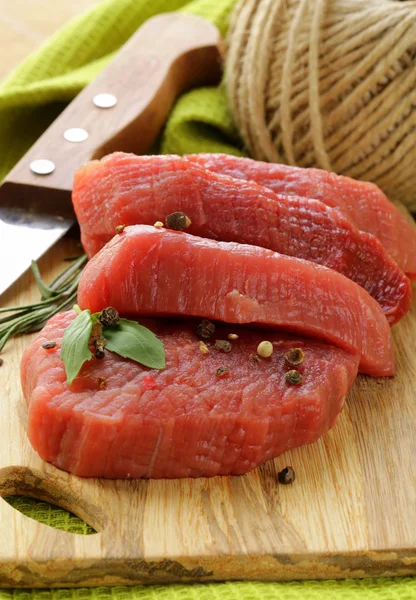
[1, 238, 416, 586]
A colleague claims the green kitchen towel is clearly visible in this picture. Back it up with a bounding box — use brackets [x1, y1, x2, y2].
[0, 0, 243, 182]
[0, 0, 415, 597]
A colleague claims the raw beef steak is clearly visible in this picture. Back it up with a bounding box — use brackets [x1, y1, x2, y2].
[21, 311, 359, 479]
[77, 225, 394, 377]
[186, 153, 416, 277]
[72, 153, 411, 324]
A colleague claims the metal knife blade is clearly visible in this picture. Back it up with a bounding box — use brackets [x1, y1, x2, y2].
[0, 208, 72, 295]
[0, 13, 221, 296]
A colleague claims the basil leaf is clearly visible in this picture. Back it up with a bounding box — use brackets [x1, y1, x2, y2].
[91, 311, 101, 323]
[60, 309, 93, 385]
[103, 319, 165, 370]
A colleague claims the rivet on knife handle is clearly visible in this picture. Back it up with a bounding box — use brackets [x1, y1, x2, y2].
[0, 13, 222, 218]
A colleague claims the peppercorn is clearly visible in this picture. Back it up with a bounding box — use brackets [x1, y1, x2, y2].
[215, 339, 232, 353]
[278, 466, 296, 484]
[165, 212, 192, 231]
[286, 370, 303, 385]
[197, 319, 215, 339]
[284, 347, 305, 366]
[115, 224, 126, 234]
[42, 341, 57, 350]
[100, 307, 120, 328]
[216, 367, 229, 377]
[257, 341, 273, 358]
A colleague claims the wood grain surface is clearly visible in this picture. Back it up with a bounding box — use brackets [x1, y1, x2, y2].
[0, 0, 101, 81]
[1, 237, 416, 586]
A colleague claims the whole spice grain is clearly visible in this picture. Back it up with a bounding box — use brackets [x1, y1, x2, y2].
[199, 341, 210, 355]
[99, 307, 119, 328]
[154, 221, 164, 228]
[284, 347, 305, 366]
[215, 339, 232, 353]
[286, 369, 303, 385]
[42, 341, 57, 350]
[278, 466, 296, 484]
[257, 340, 273, 358]
[115, 224, 126, 234]
[166, 212, 191, 231]
[216, 366, 229, 377]
[228, 333, 239, 340]
[197, 319, 215, 340]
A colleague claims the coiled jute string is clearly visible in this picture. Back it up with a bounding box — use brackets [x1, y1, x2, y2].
[226, 0, 416, 210]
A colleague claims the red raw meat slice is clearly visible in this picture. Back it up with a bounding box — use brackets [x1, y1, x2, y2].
[186, 153, 416, 277]
[21, 311, 360, 479]
[72, 153, 411, 325]
[77, 225, 394, 377]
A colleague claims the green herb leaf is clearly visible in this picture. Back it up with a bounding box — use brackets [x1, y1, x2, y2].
[31, 260, 57, 299]
[0, 255, 87, 356]
[60, 309, 93, 385]
[103, 319, 165, 370]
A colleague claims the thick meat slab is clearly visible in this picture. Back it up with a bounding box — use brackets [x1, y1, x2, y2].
[186, 153, 416, 277]
[77, 225, 394, 377]
[72, 153, 411, 325]
[21, 312, 359, 479]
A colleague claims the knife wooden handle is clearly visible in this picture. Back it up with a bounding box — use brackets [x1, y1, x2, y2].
[1, 13, 222, 217]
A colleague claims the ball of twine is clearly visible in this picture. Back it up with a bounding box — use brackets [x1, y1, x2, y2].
[226, 0, 416, 210]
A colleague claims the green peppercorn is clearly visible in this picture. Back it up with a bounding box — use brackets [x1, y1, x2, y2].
[286, 370, 303, 385]
[215, 339, 232, 353]
[216, 367, 229, 377]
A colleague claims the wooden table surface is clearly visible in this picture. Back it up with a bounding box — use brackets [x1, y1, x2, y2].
[0, 0, 101, 81]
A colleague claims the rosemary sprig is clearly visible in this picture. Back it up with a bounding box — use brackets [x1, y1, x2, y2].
[0, 255, 87, 353]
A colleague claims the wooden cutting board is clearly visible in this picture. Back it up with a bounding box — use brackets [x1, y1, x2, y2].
[1, 238, 416, 587]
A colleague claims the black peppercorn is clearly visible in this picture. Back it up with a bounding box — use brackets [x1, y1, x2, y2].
[100, 307, 120, 328]
[278, 466, 296, 484]
[286, 369, 303, 385]
[197, 319, 215, 340]
[165, 212, 191, 231]
[42, 341, 57, 350]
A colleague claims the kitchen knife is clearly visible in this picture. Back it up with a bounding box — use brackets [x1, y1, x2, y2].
[0, 13, 222, 296]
